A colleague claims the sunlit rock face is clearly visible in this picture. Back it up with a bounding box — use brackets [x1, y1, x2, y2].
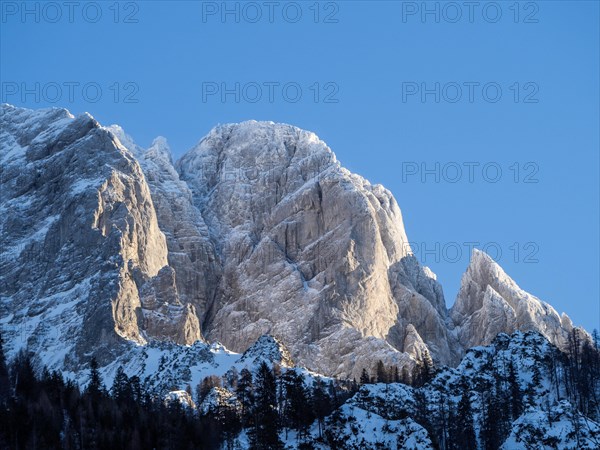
[106, 126, 221, 336]
[176, 121, 457, 378]
[1, 105, 585, 380]
[450, 249, 583, 354]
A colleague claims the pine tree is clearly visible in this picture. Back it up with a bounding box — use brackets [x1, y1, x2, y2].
[568, 328, 582, 407]
[376, 360, 387, 383]
[129, 375, 142, 404]
[86, 357, 103, 398]
[249, 362, 282, 450]
[481, 391, 500, 450]
[12, 350, 36, 399]
[436, 393, 449, 449]
[547, 346, 562, 400]
[311, 378, 332, 439]
[413, 389, 429, 426]
[281, 371, 313, 441]
[422, 348, 435, 383]
[411, 364, 423, 387]
[481, 379, 511, 450]
[401, 366, 411, 385]
[359, 367, 370, 385]
[580, 338, 600, 416]
[392, 366, 400, 383]
[350, 378, 359, 393]
[508, 359, 523, 420]
[447, 399, 458, 450]
[236, 368, 254, 426]
[455, 381, 476, 450]
[525, 361, 541, 409]
[110, 365, 130, 403]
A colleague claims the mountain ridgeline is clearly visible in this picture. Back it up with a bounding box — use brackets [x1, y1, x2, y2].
[1, 104, 598, 448]
[0, 104, 586, 382]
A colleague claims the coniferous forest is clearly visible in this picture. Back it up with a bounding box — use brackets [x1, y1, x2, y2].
[1, 330, 599, 450]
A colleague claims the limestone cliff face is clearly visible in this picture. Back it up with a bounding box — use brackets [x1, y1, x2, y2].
[106, 126, 219, 335]
[450, 249, 582, 353]
[176, 121, 456, 377]
[0, 104, 200, 370]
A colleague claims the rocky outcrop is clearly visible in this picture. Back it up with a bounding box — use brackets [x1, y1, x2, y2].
[238, 334, 294, 367]
[450, 249, 583, 353]
[164, 390, 197, 409]
[139, 266, 202, 345]
[402, 324, 431, 362]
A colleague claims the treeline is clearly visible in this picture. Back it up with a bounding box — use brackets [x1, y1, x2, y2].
[0, 348, 214, 449]
[351, 329, 600, 450]
[0, 329, 598, 450]
[0, 333, 355, 450]
[412, 329, 600, 450]
[199, 362, 356, 449]
[358, 348, 436, 387]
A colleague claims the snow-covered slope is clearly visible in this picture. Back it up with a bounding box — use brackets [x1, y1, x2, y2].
[95, 333, 294, 396]
[200, 331, 599, 449]
[298, 331, 600, 449]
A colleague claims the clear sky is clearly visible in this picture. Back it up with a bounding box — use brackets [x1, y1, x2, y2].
[2, 1, 599, 332]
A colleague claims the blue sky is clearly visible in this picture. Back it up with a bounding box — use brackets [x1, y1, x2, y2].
[2, 1, 599, 332]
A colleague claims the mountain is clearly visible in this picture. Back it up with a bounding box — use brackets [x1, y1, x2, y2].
[450, 249, 578, 354]
[175, 120, 459, 378]
[0, 104, 202, 373]
[0, 104, 587, 383]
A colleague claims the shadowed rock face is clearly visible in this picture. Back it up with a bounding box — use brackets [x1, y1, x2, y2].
[105, 126, 221, 333]
[0, 104, 200, 369]
[0, 105, 584, 380]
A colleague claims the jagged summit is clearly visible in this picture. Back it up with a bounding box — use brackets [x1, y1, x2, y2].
[451, 249, 581, 353]
[0, 104, 588, 382]
[177, 119, 341, 212]
[189, 119, 336, 159]
[146, 136, 172, 162]
[1, 103, 74, 123]
[106, 124, 173, 164]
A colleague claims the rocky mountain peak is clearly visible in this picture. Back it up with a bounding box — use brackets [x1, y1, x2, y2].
[192, 120, 335, 162]
[0, 105, 590, 382]
[0, 104, 200, 370]
[450, 249, 584, 353]
[146, 136, 172, 163]
[173, 117, 456, 378]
